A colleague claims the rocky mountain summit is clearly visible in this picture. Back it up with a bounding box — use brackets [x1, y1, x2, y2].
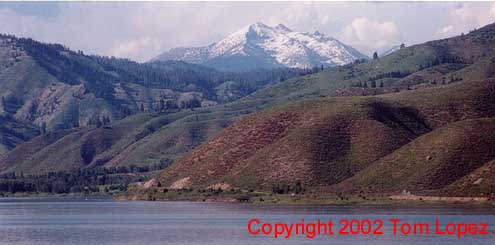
[152, 22, 368, 71]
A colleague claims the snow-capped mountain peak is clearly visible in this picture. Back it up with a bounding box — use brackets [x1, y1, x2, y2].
[151, 22, 368, 71]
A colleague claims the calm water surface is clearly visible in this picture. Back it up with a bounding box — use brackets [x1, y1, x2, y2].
[1, 197, 495, 244]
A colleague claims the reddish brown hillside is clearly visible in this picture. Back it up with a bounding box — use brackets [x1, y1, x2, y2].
[161, 109, 303, 188]
[160, 98, 429, 188]
[160, 79, 495, 193]
[385, 79, 495, 128]
[223, 100, 429, 189]
[336, 118, 495, 195]
[0, 129, 78, 173]
[160, 98, 431, 190]
[0, 126, 122, 174]
[445, 160, 495, 196]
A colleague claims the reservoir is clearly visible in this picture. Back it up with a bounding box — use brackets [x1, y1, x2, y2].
[0, 198, 494, 244]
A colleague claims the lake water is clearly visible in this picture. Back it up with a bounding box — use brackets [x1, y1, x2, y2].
[1, 197, 495, 244]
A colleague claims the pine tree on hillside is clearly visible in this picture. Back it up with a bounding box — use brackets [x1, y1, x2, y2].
[40, 122, 47, 134]
[80, 140, 96, 165]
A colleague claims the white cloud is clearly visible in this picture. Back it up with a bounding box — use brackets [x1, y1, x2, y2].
[451, 3, 495, 26]
[436, 3, 495, 38]
[109, 37, 161, 59]
[340, 17, 400, 53]
[438, 25, 454, 35]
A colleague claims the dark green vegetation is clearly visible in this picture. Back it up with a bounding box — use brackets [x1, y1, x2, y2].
[0, 163, 167, 196]
[0, 115, 39, 155]
[3, 23, 495, 198]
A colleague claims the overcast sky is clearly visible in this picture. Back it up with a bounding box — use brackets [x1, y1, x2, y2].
[1, 1, 494, 62]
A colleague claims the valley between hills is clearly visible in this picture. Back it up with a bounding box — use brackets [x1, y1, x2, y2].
[2, 22, 495, 204]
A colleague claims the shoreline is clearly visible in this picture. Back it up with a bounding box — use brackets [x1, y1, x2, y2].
[116, 188, 495, 206]
[2, 193, 494, 207]
[389, 194, 489, 203]
[2, 190, 494, 206]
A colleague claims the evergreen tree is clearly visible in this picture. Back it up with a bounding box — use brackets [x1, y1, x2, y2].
[80, 140, 96, 165]
[189, 98, 202, 109]
[1, 96, 5, 111]
[96, 117, 103, 128]
[40, 122, 47, 134]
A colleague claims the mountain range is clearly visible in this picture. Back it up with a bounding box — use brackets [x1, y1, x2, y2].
[2, 22, 495, 199]
[0, 34, 308, 156]
[152, 22, 368, 71]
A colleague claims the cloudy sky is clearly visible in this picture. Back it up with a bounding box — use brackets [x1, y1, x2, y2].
[1, 1, 494, 62]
